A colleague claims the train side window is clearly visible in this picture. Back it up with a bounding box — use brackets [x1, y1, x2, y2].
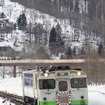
[71, 78, 87, 88]
[24, 78, 33, 86]
[24, 74, 33, 86]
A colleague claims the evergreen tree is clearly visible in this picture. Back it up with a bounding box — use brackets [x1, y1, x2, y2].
[17, 14, 22, 29]
[49, 26, 64, 56]
[56, 23, 64, 45]
[17, 13, 27, 30]
[98, 43, 104, 57]
[49, 27, 57, 55]
[0, 12, 5, 18]
[21, 13, 27, 28]
[66, 47, 72, 58]
[49, 27, 57, 44]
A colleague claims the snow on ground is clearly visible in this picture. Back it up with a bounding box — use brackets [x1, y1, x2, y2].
[0, 77, 22, 96]
[0, 77, 105, 105]
[88, 85, 105, 105]
[0, 97, 15, 105]
[0, 77, 22, 105]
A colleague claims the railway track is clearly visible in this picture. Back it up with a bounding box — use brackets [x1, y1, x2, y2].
[0, 90, 104, 105]
[0, 91, 30, 105]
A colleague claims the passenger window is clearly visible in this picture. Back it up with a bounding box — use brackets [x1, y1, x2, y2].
[24, 74, 33, 86]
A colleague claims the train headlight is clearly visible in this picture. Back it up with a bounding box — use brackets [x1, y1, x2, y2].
[77, 71, 81, 76]
[44, 72, 49, 77]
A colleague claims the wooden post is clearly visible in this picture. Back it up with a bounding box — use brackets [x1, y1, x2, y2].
[13, 66, 16, 78]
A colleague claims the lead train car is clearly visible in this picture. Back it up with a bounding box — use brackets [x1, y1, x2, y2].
[22, 67, 88, 105]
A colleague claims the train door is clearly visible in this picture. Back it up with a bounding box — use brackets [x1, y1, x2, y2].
[56, 79, 71, 105]
[23, 73, 34, 103]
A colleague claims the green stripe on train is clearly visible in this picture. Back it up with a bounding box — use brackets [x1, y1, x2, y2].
[71, 99, 88, 104]
[39, 100, 88, 105]
[40, 101, 56, 105]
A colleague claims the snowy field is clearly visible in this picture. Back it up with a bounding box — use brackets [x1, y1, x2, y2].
[0, 77, 104, 105]
[0, 97, 14, 105]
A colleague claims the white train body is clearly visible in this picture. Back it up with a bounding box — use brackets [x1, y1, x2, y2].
[22, 67, 88, 105]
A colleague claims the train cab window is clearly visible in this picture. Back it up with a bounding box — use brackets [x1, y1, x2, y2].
[71, 78, 87, 88]
[59, 81, 68, 91]
[39, 79, 55, 89]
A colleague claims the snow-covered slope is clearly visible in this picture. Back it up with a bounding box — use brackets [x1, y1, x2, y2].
[0, 0, 103, 53]
[0, 0, 84, 52]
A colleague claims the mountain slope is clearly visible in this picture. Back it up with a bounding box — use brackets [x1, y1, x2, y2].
[0, 0, 103, 56]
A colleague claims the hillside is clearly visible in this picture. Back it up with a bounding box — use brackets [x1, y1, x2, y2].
[11, 0, 105, 41]
[0, 0, 104, 59]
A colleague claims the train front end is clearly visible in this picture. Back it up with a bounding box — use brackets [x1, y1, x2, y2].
[37, 68, 88, 105]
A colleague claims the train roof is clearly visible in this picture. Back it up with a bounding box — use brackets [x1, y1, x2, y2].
[23, 66, 83, 73]
[37, 66, 82, 71]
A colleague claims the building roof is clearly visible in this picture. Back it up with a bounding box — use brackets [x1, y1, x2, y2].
[0, 12, 8, 21]
[0, 12, 6, 18]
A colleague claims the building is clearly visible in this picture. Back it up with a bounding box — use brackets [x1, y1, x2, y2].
[0, 12, 9, 32]
[0, 20, 6, 29]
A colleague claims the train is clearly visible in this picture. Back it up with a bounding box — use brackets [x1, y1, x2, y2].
[22, 66, 88, 105]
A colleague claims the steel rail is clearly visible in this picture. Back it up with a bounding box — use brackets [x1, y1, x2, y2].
[0, 91, 26, 105]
